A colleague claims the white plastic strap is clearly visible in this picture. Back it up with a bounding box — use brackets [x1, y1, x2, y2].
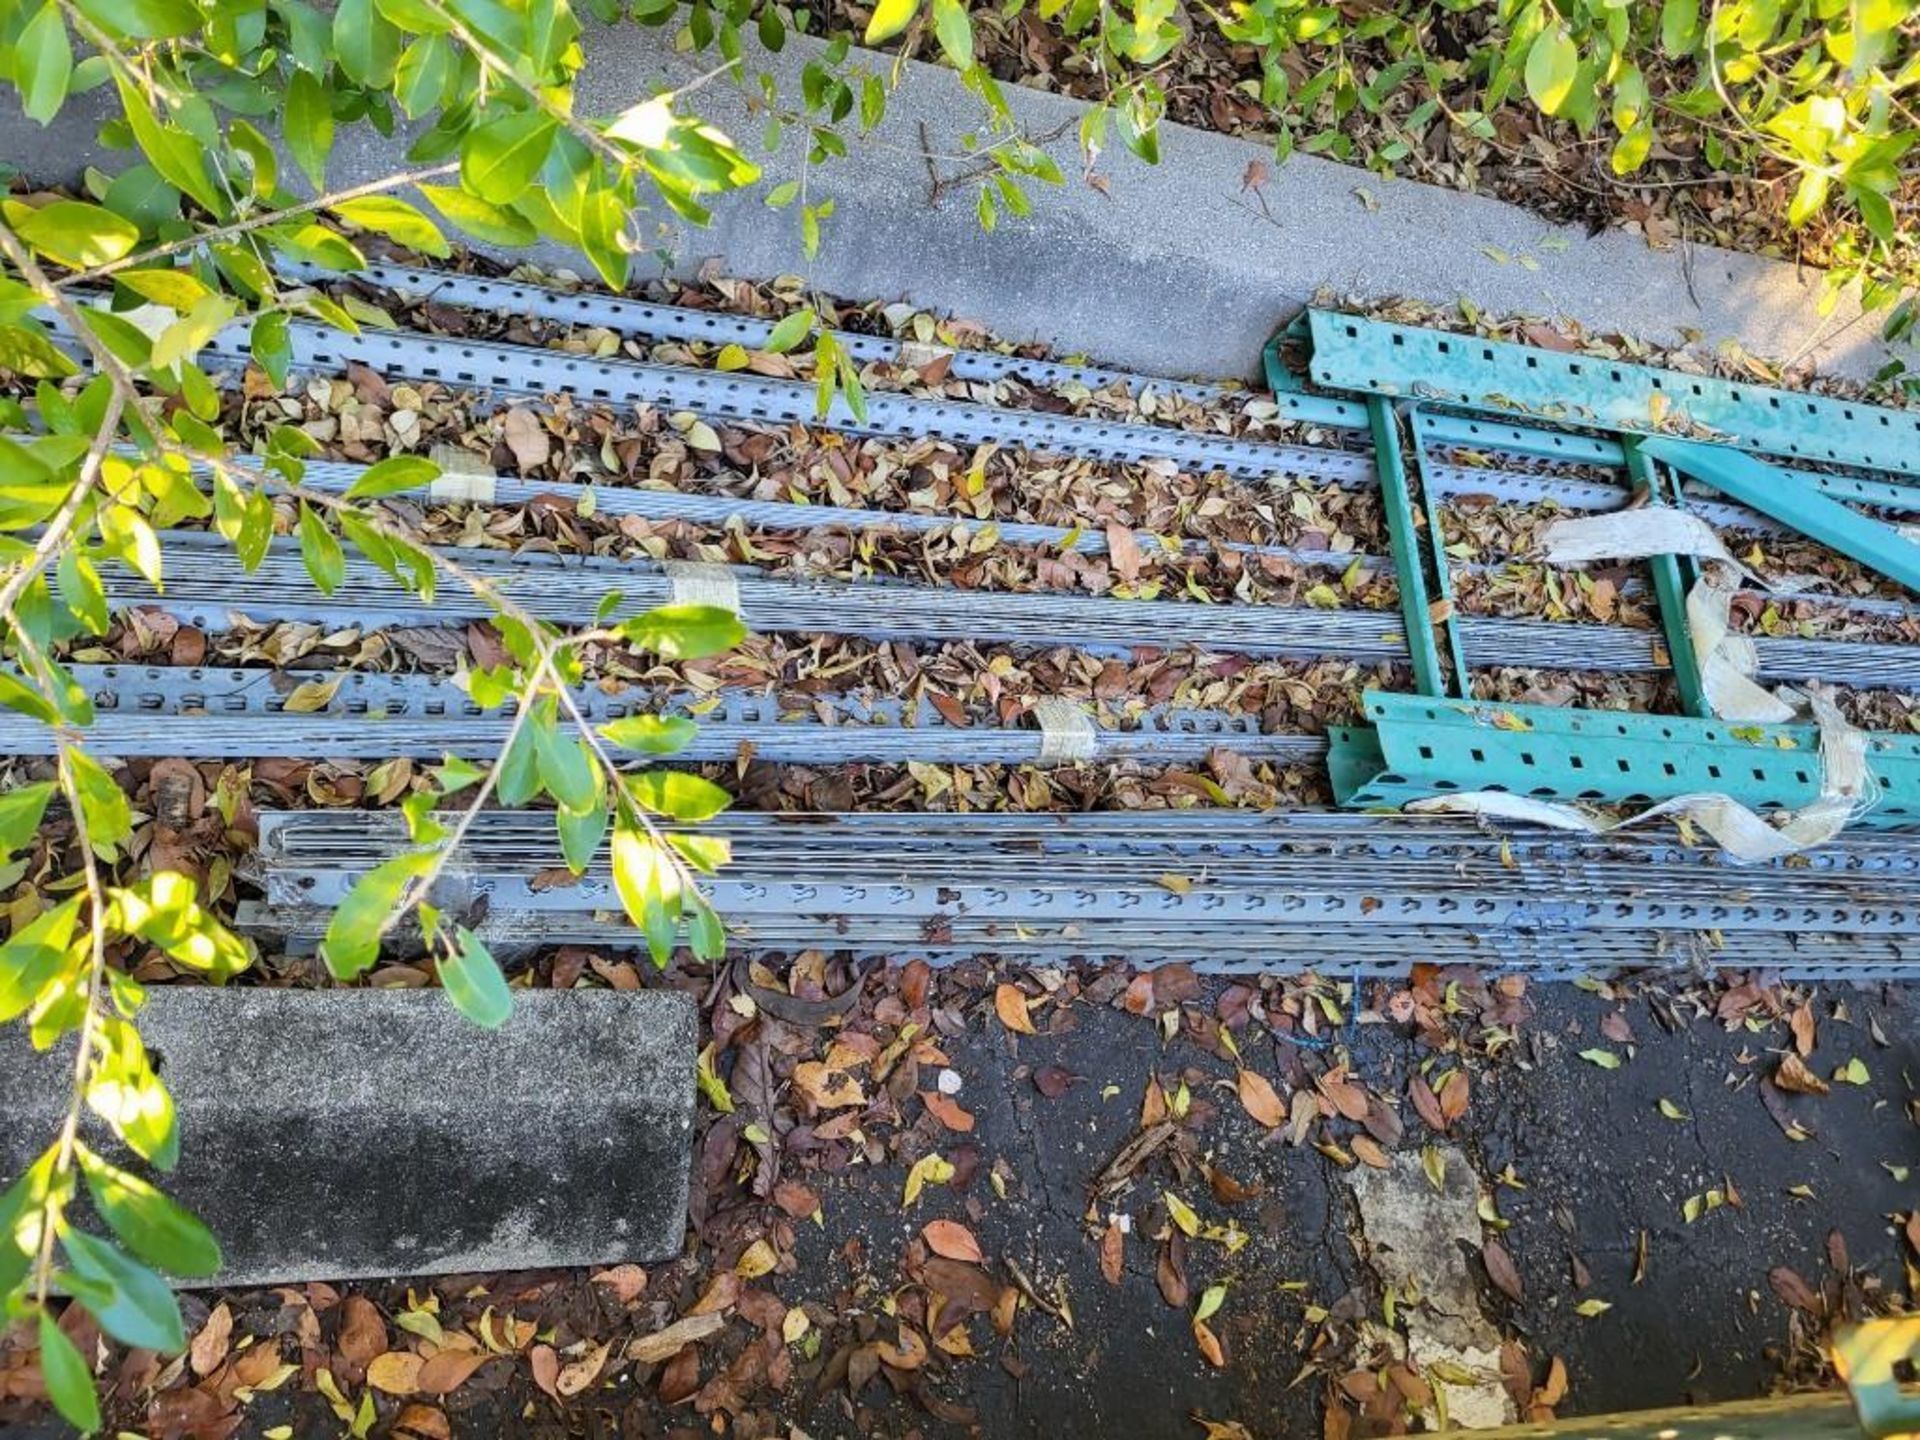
[662, 560, 741, 614]
[1540, 509, 1737, 568]
[1409, 687, 1873, 864]
[426, 443, 498, 503]
[1687, 564, 1794, 723]
[1030, 697, 1097, 763]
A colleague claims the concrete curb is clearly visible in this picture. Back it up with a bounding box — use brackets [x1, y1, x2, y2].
[0, 23, 1905, 382]
[1, 988, 696, 1287]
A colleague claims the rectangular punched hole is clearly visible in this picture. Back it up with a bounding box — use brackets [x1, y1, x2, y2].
[1520, 752, 1536, 766]
[1470, 748, 1485, 762]
[1707, 764, 1722, 778]
[1662, 762, 1677, 776]
[1616, 758, 1631, 773]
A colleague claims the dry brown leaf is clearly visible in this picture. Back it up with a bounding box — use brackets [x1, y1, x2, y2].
[1192, 1316, 1226, 1368]
[1409, 1074, 1447, 1131]
[1600, 1011, 1634, 1044]
[555, 1339, 610, 1397]
[1351, 1135, 1390, 1169]
[1100, 1223, 1124, 1286]
[1790, 1002, 1817, 1058]
[792, 1060, 866, 1109]
[415, 1349, 493, 1396]
[922, 1219, 985, 1264]
[1438, 1070, 1470, 1124]
[338, 1296, 387, 1367]
[1483, 1239, 1525, 1303]
[1318, 1067, 1371, 1122]
[875, 1327, 929, 1371]
[1237, 1069, 1285, 1128]
[501, 407, 551, 470]
[1776, 1053, 1830, 1096]
[1768, 1266, 1821, 1313]
[921, 1090, 976, 1133]
[590, 1264, 648, 1305]
[391, 1404, 452, 1440]
[1538, 1355, 1570, 1408]
[529, 1344, 560, 1400]
[628, 1312, 728, 1364]
[367, 1350, 425, 1396]
[995, 983, 1037, 1035]
[189, 1301, 232, 1378]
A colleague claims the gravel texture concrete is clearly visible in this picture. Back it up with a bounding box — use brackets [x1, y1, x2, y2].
[2, 24, 1908, 384]
[0, 988, 696, 1286]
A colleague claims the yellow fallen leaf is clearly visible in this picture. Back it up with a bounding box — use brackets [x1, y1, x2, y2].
[1164, 1190, 1200, 1237]
[1574, 1298, 1612, 1317]
[904, 1152, 956, 1208]
[367, 1350, 424, 1396]
[994, 983, 1037, 1035]
[735, 1238, 778, 1279]
[782, 1307, 810, 1344]
[283, 677, 342, 713]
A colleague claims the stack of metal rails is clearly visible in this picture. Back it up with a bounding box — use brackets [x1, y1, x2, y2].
[48, 261, 1920, 979]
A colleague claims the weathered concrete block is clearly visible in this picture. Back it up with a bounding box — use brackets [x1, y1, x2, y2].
[1, 988, 696, 1287]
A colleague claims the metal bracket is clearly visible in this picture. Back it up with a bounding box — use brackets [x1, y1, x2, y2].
[1329, 689, 1920, 827]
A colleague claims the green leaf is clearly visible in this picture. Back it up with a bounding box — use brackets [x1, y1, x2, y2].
[333, 0, 401, 86]
[1194, 1281, 1227, 1323]
[320, 849, 435, 979]
[394, 34, 456, 119]
[114, 77, 222, 218]
[67, 748, 131, 852]
[930, 0, 973, 67]
[0, 895, 80, 1024]
[417, 183, 538, 247]
[79, 1150, 221, 1276]
[37, 1312, 100, 1432]
[285, 69, 333, 192]
[614, 603, 745, 661]
[61, 1228, 186, 1352]
[72, 0, 196, 38]
[114, 267, 212, 311]
[556, 798, 609, 873]
[534, 712, 599, 812]
[5, 199, 137, 269]
[297, 502, 344, 594]
[86, 1015, 177, 1168]
[0, 780, 54, 858]
[1578, 1048, 1622, 1070]
[330, 195, 450, 258]
[1660, 0, 1702, 56]
[113, 871, 251, 980]
[149, 293, 237, 371]
[626, 769, 731, 823]
[600, 713, 697, 754]
[229, 118, 279, 199]
[1787, 169, 1830, 226]
[610, 820, 682, 964]
[1524, 27, 1579, 116]
[346, 454, 440, 499]
[865, 0, 919, 43]
[440, 927, 512, 1028]
[461, 111, 559, 205]
[763, 308, 815, 354]
[15, 3, 73, 126]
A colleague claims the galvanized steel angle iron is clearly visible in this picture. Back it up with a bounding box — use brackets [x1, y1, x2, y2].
[191, 313, 1369, 484]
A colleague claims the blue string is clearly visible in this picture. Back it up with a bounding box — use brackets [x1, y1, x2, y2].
[1271, 972, 1364, 1053]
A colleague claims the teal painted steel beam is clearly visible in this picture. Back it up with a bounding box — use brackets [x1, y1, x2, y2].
[1369, 397, 1447, 696]
[1330, 691, 1920, 828]
[1305, 309, 1920, 479]
[1405, 405, 1471, 696]
[1623, 441, 1709, 718]
[1640, 437, 1920, 596]
[1410, 408, 1627, 467]
[1258, 327, 1371, 430]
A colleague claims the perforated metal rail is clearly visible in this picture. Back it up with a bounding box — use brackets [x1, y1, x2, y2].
[234, 901, 1915, 981]
[263, 455, 1371, 572]
[24, 664, 1321, 764]
[1330, 691, 1920, 824]
[115, 533, 1920, 690]
[1307, 309, 1920, 479]
[278, 259, 1368, 423]
[185, 313, 1372, 484]
[116, 533, 1410, 660]
[245, 810, 1920, 974]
